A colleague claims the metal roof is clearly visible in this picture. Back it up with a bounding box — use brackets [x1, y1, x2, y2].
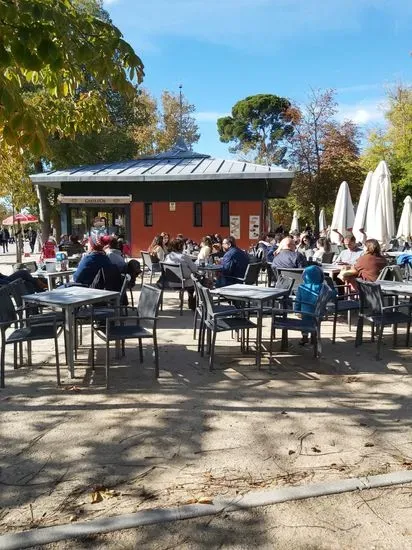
[30, 139, 294, 187]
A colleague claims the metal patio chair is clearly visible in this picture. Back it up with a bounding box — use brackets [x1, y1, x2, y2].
[0, 285, 61, 388]
[140, 251, 161, 285]
[91, 284, 162, 389]
[355, 279, 411, 360]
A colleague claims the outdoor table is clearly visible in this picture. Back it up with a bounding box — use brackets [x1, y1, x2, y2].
[211, 284, 289, 368]
[321, 263, 342, 277]
[32, 268, 76, 291]
[376, 280, 412, 297]
[23, 287, 120, 378]
[385, 251, 404, 258]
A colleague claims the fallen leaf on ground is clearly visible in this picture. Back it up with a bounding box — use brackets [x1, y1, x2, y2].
[64, 386, 82, 392]
[91, 491, 103, 504]
[288, 450, 296, 455]
[198, 497, 214, 504]
[311, 447, 321, 453]
[364, 442, 374, 447]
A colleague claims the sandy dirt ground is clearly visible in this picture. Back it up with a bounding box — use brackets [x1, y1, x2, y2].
[0, 249, 411, 548]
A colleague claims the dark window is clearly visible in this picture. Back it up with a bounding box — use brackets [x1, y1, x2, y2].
[144, 203, 153, 226]
[193, 202, 202, 227]
[220, 201, 229, 227]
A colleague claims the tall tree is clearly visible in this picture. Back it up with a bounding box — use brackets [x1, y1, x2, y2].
[362, 85, 412, 219]
[285, 89, 363, 232]
[156, 90, 200, 151]
[217, 94, 294, 165]
[0, 0, 144, 154]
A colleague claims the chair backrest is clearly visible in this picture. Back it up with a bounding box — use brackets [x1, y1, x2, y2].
[190, 274, 204, 309]
[126, 259, 141, 286]
[141, 251, 154, 271]
[160, 262, 185, 287]
[6, 278, 30, 309]
[274, 274, 294, 294]
[314, 284, 334, 319]
[277, 268, 304, 292]
[90, 265, 123, 292]
[356, 280, 383, 316]
[0, 286, 17, 327]
[387, 265, 403, 282]
[137, 284, 162, 326]
[197, 285, 215, 321]
[13, 261, 37, 273]
[244, 262, 262, 285]
[321, 252, 335, 264]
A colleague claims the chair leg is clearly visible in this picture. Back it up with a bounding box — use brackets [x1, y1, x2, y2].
[1, 332, 5, 388]
[332, 313, 337, 344]
[209, 330, 217, 371]
[393, 324, 398, 347]
[105, 340, 110, 389]
[355, 317, 363, 347]
[90, 322, 95, 371]
[150, 271, 153, 285]
[281, 329, 288, 351]
[153, 333, 159, 378]
[193, 310, 198, 340]
[129, 288, 134, 308]
[371, 323, 375, 342]
[138, 339, 144, 363]
[347, 309, 352, 332]
[200, 325, 206, 357]
[27, 340, 32, 367]
[179, 290, 183, 316]
[13, 343, 17, 369]
[54, 335, 60, 386]
[376, 324, 384, 360]
[406, 319, 411, 347]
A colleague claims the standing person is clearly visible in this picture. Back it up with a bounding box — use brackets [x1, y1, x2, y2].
[0, 227, 5, 253]
[215, 236, 249, 287]
[28, 227, 37, 254]
[3, 226, 10, 252]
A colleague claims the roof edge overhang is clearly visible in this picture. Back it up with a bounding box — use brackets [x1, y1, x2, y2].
[30, 170, 294, 188]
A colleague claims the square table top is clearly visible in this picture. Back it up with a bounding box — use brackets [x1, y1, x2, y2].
[211, 284, 288, 302]
[32, 269, 76, 278]
[23, 286, 119, 307]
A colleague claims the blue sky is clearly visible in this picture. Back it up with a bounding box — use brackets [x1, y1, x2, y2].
[104, 0, 411, 158]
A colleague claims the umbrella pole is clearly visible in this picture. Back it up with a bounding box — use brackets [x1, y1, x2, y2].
[16, 221, 23, 264]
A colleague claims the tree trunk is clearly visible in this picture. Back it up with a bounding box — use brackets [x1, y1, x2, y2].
[314, 202, 320, 236]
[34, 160, 51, 244]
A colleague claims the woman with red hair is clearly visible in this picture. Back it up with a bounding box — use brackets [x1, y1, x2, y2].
[73, 235, 113, 286]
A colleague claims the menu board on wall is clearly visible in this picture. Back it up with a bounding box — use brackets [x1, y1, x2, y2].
[229, 215, 240, 239]
[249, 215, 260, 239]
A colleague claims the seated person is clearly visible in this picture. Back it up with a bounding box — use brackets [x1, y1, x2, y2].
[65, 235, 84, 256]
[272, 237, 307, 270]
[0, 269, 47, 293]
[73, 236, 114, 286]
[333, 235, 363, 265]
[40, 236, 57, 261]
[101, 236, 126, 272]
[215, 236, 249, 287]
[294, 265, 334, 345]
[148, 235, 165, 263]
[161, 238, 198, 310]
[339, 239, 388, 285]
[197, 236, 213, 264]
[312, 237, 332, 262]
[210, 242, 224, 260]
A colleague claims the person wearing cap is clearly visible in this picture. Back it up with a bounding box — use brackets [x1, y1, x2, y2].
[73, 235, 113, 286]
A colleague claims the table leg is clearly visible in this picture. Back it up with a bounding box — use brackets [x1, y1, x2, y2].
[256, 304, 263, 369]
[47, 275, 53, 291]
[65, 305, 75, 379]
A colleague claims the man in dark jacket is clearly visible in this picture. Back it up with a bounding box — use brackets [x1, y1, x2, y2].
[215, 236, 249, 287]
[272, 237, 307, 270]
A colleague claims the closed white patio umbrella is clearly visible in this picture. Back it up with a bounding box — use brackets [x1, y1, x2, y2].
[319, 208, 327, 233]
[330, 181, 355, 244]
[353, 171, 373, 243]
[290, 210, 299, 233]
[396, 195, 412, 240]
[366, 161, 395, 245]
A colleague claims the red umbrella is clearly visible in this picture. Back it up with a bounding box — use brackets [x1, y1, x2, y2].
[2, 213, 38, 225]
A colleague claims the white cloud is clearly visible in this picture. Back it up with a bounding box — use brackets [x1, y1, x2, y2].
[105, 0, 412, 52]
[195, 111, 229, 122]
[103, 0, 121, 5]
[336, 98, 387, 125]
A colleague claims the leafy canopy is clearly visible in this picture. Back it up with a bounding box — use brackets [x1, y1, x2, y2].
[217, 94, 294, 165]
[0, 0, 144, 154]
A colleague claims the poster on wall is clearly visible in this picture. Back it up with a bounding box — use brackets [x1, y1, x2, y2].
[249, 215, 260, 240]
[229, 215, 240, 239]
